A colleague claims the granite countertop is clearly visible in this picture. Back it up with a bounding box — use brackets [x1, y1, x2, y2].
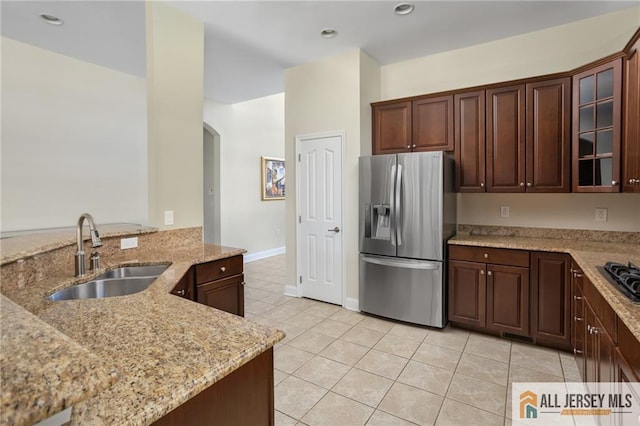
[449, 234, 640, 341]
[0, 295, 116, 426]
[1, 235, 285, 426]
[0, 223, 157, 265]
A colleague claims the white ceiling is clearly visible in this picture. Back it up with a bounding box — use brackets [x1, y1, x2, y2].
[2, 1, 638, 104]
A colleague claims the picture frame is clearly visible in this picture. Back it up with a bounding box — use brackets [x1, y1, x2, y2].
[261, 156, 285, 201]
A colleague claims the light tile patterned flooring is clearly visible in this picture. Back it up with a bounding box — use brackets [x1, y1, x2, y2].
[244, 255, 581, 426]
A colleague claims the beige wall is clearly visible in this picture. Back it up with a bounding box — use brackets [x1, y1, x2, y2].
[203, 94, 286, 257]
[146, 3, 204, 230]
[381, 7, 640, 233]
[459, 193, 640, 232]
[1, 37, 147, 231]
[285, 49, 380, 304]
[381, 6, 640, 100]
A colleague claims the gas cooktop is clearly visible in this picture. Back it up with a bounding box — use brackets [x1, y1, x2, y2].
[602, 261, 640, 303]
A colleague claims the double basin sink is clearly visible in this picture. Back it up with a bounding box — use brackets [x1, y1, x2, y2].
[48, 264, 170, 301]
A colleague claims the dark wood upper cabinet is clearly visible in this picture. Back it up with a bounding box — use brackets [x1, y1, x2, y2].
[413, 95, 454, 152]
[572, 59, 622, 192]
[372, 96, 454, 155]
[623, 32, 640, 193]
[455, 91, 486, 192]
[486, 85, 526, 192]
[526, 78, 571, 192]
[372, 101, 412, 154]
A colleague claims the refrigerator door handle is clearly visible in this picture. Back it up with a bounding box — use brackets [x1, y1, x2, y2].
[361, 255, 440, 270]
[389, 164, 397, 246]
[395, 164, 403, 247]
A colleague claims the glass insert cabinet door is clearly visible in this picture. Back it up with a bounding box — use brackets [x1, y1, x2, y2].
[572, 59, 622, 192]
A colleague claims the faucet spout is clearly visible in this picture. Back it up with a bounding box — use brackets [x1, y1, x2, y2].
[75, 213, 102, 277]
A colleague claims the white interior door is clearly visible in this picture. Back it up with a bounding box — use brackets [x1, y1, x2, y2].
[296, 133, 343, 305]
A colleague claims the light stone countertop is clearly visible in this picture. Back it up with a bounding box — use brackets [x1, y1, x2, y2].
[0, 295, 117, 426]
[1, 235, 285, 426]
[449, 234, 640, 341]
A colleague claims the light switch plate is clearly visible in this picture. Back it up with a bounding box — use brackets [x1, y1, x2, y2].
[164, 210, 174, 226]
[500, 206, 510, 218]
[595, 208, 608, 222]
[120, 237, 138, 250]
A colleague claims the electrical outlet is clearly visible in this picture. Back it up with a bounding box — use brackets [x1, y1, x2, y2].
[120, 237, 138, 250]
[164, 210, 174, 226]
[500, 206, 510, 218]
[595, 208, 608, 222]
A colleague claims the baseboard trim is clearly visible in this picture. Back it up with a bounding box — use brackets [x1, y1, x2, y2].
[283, 285, 298, 297]
[344, 297, 359, 312]
[243, 246, 286, 263]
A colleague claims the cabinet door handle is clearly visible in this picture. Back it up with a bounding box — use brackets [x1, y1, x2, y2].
[241, 281, 246, 286]
[220, 266, 226, 272]
[574, 316, 583, 321]
[519, 182, 525, 187]
[480, 270, 485, 275]
[487, 271, 492, 276]
[612, 180, 618, 186]
[480, 182, 485, 188]
[526, 182, 532, 187]
[574, 296, 584, 300]
[574, 349, 583, 355]
[592, 327, 599, 335]
[572, 271, 583, 278]
[175, 289, 185, 296]
[406, 145, 411, 149]
[483, 253, 489, 259]
[412, 144, 416, 148]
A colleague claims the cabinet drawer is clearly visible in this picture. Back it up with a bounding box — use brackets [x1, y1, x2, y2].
[449, 245, 529, 267]
[195, 255, 243, 284]
[583, 276, 617, 341]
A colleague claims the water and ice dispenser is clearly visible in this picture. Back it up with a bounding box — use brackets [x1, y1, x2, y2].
[364, 203, 391, 240]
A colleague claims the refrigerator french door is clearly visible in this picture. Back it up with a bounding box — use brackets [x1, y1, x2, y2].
[358, 151, 456, 327]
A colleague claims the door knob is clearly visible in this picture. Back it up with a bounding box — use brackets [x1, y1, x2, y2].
[328, 227, 341, 233]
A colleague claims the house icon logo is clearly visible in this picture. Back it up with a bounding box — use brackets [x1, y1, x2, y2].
[520, 390, 538, 419]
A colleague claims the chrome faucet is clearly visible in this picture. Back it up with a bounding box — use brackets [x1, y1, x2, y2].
[75, 213, 102, 277]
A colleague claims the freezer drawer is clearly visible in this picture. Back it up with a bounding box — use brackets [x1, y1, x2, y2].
[359, 254, 445, 328]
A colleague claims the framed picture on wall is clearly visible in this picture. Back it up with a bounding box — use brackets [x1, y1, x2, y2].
[261, 156, 285, 201]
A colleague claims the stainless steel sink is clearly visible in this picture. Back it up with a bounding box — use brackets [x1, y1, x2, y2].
[96, 264, 169, 280]
[48, 264, 170, 301]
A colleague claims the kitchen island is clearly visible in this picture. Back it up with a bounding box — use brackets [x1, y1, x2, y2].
[0, 226, 284, 425]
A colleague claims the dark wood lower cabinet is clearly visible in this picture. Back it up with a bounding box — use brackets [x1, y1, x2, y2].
[170, 255, 246, 317]
[448, 260, 486, 328]
[486, 264, 529, 335]
[197, 274, 245, 317]
[531, 252, 571, 351]
[152, 348, 274, 426]
[570, 261, 639, 410]
[448, 246, 529, 337]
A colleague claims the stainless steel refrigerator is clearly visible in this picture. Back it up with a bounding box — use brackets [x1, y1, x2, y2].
[359, 151, 456, 328]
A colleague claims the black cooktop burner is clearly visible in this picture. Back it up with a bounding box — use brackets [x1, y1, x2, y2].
[603, 261, 640, 303]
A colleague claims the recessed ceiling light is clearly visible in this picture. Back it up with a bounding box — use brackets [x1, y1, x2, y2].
[394, 3, 414, 15]
[320, 28, 338, 39]
[40, 14, 64, 25]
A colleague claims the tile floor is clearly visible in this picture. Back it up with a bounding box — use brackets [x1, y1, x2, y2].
[244, 255, 581, 426]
